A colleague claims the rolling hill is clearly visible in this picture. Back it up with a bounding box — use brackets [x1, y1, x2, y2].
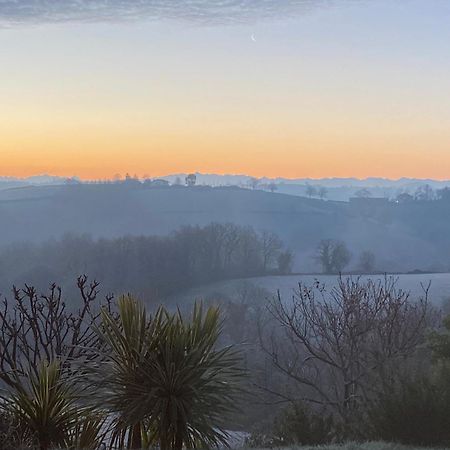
[1, 183, 449, 273]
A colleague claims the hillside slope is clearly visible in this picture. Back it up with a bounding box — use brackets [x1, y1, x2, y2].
[1, 184, 449, 272]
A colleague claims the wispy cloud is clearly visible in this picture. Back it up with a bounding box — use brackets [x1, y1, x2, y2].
[0, 0, 337, 26]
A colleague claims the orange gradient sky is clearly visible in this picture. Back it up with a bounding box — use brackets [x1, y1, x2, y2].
[2, 1, 450, 180]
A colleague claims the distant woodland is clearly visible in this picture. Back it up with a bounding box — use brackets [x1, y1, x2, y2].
[2, 183, 450, 275]
[0, 223, 292, 300]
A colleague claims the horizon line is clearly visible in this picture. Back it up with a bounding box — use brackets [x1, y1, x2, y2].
[2, 172, 450, 184]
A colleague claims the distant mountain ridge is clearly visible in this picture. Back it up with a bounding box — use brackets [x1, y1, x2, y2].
[0, 175, 75, 188]
[162, 173, 450, 188]
[2, 173, 449, 187]
[2, 173, 450, 202]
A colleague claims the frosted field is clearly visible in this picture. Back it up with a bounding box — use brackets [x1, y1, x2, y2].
[251, 273, 450, 306]
[171, 273, 450, 308]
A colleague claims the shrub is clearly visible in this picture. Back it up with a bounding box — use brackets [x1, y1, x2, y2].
[369, 375, 450, 447]
[247, 402, 333, 447]
[0, 412, 21, 450]
[0, 360, 105, 450]
[274, 402, 334, 445]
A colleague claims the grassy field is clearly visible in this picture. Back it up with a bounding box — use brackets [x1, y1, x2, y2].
[241, 443, 448, 450]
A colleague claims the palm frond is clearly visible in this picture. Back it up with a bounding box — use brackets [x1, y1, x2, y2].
[91, 296, 245, 449]
[0, 360, 105, 450]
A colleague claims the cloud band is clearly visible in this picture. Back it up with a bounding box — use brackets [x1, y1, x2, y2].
[0, 0, 334, 26]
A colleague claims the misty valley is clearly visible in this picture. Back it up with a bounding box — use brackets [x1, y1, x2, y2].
[3, 0, 450, 449]
[1, 180, 450, 450]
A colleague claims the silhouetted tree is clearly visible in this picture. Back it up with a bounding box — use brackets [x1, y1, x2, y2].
[277, 250, 294, 275]
[316, 240, 334, 273]
[414, 184, 435, 202]
[436, 187, 450, 202]
[318, 187, 328, 200]
[396, 192, 414, 203]
[316, 240, 351, 274]
[331, 242, 351, 273]
[261, 231, 283, 272]
[248, 177, 260, 190]
[359, 251, 376, 273]
[305, 184, 317, 198]
[354, 188, 372, 198]
[185, 173, 197, 187]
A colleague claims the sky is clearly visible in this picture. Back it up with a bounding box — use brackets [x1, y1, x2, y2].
[1, 0, 450, 180]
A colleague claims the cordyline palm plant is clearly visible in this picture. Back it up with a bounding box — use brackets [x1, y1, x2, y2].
[93, 296, 244, 450]
[90, 294, 165, 449]
[0, 360, 106, 450]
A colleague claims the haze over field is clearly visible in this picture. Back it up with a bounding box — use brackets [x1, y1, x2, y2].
[1, 176, 450, 300]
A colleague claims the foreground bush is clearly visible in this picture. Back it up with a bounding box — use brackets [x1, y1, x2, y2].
[0, 411, 21, 449]
[247, 402, 333, 447]
[0, 289, 244, 450]
[272, 403, 333, 446]
[369, 374, 450, 447]
[0, 361, 105, 450]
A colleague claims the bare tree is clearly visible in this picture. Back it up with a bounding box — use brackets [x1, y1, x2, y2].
[318, 187, 328, 200]
[436, 187, 450, 202]
[354, 188, 372, 198]
[277, 250, 294, 275]
[185, 174, 197, 187]
[316, 239, 334, 273]
[305, 184, 317, 198]
[331, 241, 351, 273]
[0, 276, 112, 388]
[316, 240, 351, 274]
[260, 277, 431, 437]
[414, 184, 435, 202]
[396, 192, 414, 203]
[358, 251, 376, 273]
[261, 231, 283, 272]
[248, 177, 260, 190]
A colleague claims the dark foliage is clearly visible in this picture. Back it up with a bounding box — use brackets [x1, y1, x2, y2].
[369, 374, 450, 446]
[246, 402, 333, 447]
[429, 314, 450, 360]
[272, 403, 334, 446]
[315, 239, 351, 274]
[0, 412, 21, 450]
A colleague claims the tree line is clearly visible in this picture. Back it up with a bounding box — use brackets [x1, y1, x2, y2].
[0, 223, 293, 300]
[315, 239, 376, 274]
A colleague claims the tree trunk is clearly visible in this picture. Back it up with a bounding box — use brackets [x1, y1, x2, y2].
[130, 422, 142, 449]
[174, 415, 184, 450]
[160, 433, 169, 450]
